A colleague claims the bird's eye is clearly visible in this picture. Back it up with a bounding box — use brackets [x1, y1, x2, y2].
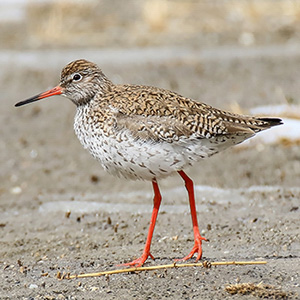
[73, 73, 82, 81]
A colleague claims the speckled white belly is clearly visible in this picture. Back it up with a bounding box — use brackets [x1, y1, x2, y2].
[73, 106, 230, 180]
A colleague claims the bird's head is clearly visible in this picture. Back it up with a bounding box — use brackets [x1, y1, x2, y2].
[15, 59, 112, 107]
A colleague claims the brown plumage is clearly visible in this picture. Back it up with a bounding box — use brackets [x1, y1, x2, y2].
[15, 59, 283, 267]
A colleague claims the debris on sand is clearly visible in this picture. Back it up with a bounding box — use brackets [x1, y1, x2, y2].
[225, 282, 296, 299]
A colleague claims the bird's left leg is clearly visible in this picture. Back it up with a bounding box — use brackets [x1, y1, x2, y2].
[120, 179, 162, 267]
[177, 170, 208, 261]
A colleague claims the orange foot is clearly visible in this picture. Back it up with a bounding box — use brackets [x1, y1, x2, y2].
[176, 235, 208, 262]
[118, 252, 155, 267]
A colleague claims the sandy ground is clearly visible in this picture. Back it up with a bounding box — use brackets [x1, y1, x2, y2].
[0, 47, 299, 300]
[1, 3, 300, 295]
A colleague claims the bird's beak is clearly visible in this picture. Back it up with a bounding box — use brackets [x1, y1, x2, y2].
[15, 85, 63, 107]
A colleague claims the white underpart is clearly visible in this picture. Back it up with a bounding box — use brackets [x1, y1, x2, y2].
[74, 105, 252, 180]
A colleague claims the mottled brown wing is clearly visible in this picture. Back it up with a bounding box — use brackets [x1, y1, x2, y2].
[109, 84, 281, 143]
[115, 113, 192, 143]
[110, 85, 223, 142]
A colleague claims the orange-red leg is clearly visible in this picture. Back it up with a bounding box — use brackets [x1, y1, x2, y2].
[121, 179, 162, 267]
[177, 170, 207, 261]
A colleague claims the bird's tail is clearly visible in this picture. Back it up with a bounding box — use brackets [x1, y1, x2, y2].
[257, 117, 283, 128]
[252, 117, 283, 132]
[224, 116, 283, 135]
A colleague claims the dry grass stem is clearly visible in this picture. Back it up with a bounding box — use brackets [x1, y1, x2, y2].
[58, 260, 267, 280]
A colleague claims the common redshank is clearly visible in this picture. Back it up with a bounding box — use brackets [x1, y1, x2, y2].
[15, 59, 282, 267]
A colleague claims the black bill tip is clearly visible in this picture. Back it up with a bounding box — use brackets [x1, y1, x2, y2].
[15, 95, 40, 107]
[15, 86, 62, 107]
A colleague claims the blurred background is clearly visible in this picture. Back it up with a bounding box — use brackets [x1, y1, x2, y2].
[1, 0, 300, 206]
[2, 0, 300, 49]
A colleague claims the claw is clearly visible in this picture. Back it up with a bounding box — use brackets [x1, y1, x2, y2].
[175, 235, 208, 262]
[118, 252, 155, 267]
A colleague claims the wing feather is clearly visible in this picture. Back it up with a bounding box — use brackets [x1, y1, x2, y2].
[105, 84, 281, 144]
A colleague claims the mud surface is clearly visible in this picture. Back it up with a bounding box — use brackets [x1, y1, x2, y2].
[1, 2, 300, 298]
[0, 50, 299, 300]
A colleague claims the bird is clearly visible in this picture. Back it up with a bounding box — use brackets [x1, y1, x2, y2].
[15, 59, 282, 267]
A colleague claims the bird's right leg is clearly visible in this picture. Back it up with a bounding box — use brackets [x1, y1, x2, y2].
[120, 179, 162, 267]
[177, 170, 208, 261]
